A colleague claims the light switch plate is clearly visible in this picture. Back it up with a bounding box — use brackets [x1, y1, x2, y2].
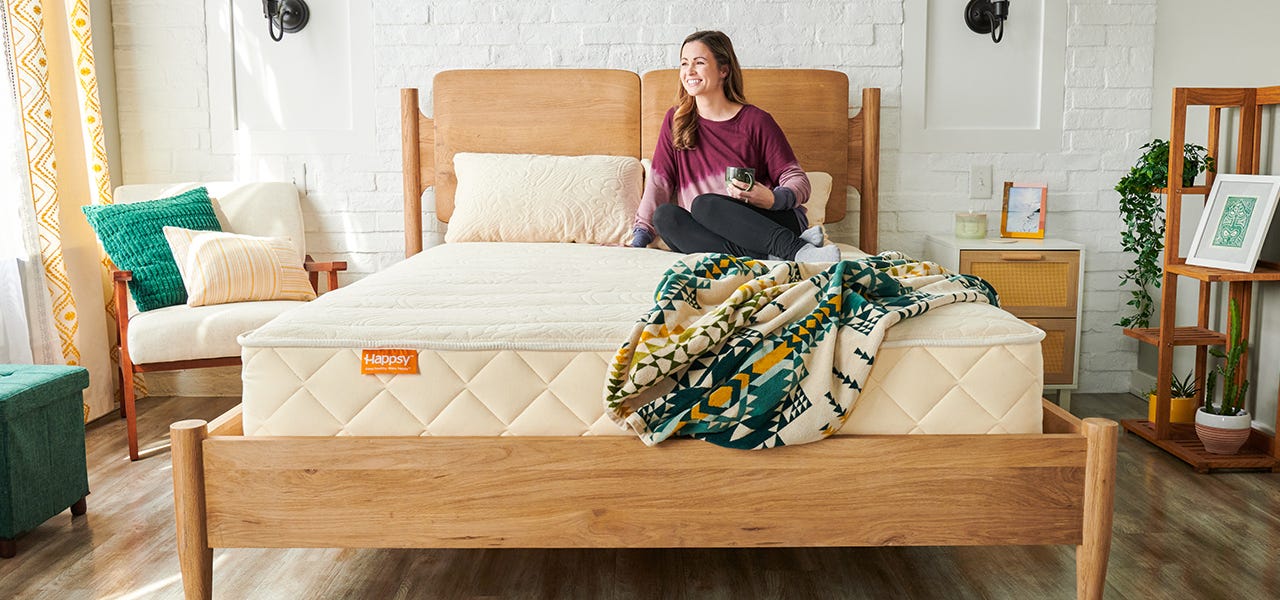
[969, 164, 992, 199]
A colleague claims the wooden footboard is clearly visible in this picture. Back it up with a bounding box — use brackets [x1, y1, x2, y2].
[172, 400, 1116, 600]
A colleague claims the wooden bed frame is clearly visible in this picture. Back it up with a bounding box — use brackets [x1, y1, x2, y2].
[171, 69, 1117, 600]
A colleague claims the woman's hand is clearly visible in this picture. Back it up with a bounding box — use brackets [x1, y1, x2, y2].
[725, 180, 773, 209]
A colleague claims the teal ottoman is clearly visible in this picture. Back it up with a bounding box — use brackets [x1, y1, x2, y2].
[0, 365, 91, 558]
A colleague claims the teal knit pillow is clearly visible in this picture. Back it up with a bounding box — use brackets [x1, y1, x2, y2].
[82, 187, 222, 312]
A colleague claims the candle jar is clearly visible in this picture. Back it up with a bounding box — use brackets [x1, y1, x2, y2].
[954, 212, 988, 239]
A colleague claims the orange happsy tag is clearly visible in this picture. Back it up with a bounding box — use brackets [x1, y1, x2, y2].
[360, 349, 419, 375]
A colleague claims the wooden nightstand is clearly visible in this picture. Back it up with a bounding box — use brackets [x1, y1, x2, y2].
[925, 235, 1085, 409]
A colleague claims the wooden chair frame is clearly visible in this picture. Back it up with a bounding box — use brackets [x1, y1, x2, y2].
[115, 256, 345, 461]
[171, 70, 1116, 599]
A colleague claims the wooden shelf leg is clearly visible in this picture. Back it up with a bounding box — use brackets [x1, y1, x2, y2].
[1155, 87, 1187, 442]
[172, 420, 213, 600]
[1154, 271, 1178, 440]
[1077, 418, 1118, 600]
[1194, 281, 1210, 411]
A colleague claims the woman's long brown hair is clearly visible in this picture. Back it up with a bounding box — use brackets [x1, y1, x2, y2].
[672, 31, 747, 151]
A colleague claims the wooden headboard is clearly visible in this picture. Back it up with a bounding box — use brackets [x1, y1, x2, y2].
[402, 69, 879, 256]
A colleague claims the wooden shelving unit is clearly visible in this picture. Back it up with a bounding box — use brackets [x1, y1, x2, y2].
[1120, 85, 1280, 473]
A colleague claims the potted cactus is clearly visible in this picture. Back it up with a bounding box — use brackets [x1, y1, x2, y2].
[1195, 301, 1252, 455]
[1147, 370, 1198, 424]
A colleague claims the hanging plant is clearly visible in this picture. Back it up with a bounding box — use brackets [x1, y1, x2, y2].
[1115, 139, 1215, 328]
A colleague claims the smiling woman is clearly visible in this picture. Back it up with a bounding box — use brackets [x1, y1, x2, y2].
[629, 30, 838, 263]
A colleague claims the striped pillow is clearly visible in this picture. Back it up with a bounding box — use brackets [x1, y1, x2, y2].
[163, 227, 316, 307]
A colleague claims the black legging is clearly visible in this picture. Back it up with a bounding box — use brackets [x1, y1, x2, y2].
[654, 194, 806, 259]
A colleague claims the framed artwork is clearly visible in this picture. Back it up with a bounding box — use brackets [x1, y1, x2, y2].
[1186, 174, 1280, 272]
[1000, 182, 1047, 239]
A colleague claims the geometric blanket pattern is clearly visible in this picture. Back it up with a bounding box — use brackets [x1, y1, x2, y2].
[604, 252, 999, 449]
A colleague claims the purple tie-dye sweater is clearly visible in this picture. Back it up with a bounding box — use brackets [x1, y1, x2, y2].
[633, 105, 812, 240]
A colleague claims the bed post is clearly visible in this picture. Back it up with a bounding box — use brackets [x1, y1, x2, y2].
[402, 88, 423, 258]
[1077, 417, 1118, 600]
[172, 420, 213, 600]
[859, 87, 880, 254]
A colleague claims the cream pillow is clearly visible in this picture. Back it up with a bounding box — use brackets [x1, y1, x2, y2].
[805, 171, 833, 226]
[163, 227, 316, 307]
[639, 159, 832, 225]
[446, 153, 643, 245]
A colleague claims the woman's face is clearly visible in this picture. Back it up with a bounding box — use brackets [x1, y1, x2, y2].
[679, 41, 726, 98]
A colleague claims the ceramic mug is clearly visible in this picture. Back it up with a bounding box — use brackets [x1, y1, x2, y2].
[725, 167, 755, 192]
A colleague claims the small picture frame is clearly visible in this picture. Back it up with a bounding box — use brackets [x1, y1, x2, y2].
[1000, 182, 1047, 239]
[1186, 174, 1280, 272]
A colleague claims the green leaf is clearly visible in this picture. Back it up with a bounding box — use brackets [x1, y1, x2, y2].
[1114, 138, 1213, 327]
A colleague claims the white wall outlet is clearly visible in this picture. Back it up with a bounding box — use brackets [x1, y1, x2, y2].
[292, 162, 308, 195]
[969, 164, 992, 199]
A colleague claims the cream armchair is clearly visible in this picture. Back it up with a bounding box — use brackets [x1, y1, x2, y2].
[111, 182, 344, 460]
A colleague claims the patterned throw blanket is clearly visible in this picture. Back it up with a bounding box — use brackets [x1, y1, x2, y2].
[603, 252, 999, 449]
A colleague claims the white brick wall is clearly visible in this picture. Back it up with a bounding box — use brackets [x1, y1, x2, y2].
[110, 0, 1156, 393]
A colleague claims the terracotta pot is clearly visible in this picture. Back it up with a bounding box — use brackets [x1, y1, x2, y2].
[1194, 407, 1251, 455]
[1147, 394, 1197, 424]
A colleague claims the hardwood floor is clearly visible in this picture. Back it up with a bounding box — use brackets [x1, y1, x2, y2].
[0, 393, 1277, 599]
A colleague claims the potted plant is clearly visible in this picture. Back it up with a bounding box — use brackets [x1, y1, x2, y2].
[1195, 301, 1251, 455]
[1116, 139, 1215, 328]
[1147, 370, 1198, 424]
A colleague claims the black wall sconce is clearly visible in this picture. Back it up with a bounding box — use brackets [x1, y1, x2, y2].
[965, 0, 1010, 44]
[263, 0, 310, 42]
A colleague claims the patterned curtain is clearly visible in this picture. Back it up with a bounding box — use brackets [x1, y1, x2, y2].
[2, 0, 122, 421]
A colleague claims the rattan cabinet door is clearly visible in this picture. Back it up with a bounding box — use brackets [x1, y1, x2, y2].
[1020, 317, 1077, 385]
[959, 250, 1079, 319]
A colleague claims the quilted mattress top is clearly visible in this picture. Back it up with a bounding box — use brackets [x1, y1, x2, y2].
[238, 243, 1045, 351]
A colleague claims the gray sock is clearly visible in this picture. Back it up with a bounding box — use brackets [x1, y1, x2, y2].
[794, 243, 840, 263]
[799, 226, 825, 247]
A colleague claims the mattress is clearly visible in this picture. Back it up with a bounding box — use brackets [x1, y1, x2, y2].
[239, 243, 1046, 437]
